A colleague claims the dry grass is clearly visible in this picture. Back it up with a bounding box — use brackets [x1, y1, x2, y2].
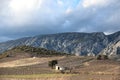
[0, 74, 119, 80]
[0, 56, 65, 67]
[0, 56, 120, 80]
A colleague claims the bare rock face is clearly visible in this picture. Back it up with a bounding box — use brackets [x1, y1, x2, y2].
[99, 32, 120, 59]
[100, 41, 120, 56]
[0, 31, 119, 56]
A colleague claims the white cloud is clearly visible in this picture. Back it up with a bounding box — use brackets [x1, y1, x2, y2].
[0, 0, 39, 27]
[7, 0, 43, 26]
[57, 0, 63, 6]
[0, 0, 120, 42]
[82, 0, 109, 8]
[65, 8, 73, 15]
[9, 0, 40, 14]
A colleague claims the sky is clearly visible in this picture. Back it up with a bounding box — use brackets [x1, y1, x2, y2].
[0, 0, 120, 42]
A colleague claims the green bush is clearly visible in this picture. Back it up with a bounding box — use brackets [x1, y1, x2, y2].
[48, 60, 58, 69]
[103, 55, 108, 60]
[97, 55, 102, 60]
[97, 55, 108, 60]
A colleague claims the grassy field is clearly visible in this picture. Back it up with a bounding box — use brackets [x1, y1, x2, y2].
[0, 56, 120, 80]
[0, 74, 77, 78]
[0, 74, 119, 80]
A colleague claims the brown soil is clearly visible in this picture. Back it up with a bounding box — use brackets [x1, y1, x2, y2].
[0, 56, 120, 80]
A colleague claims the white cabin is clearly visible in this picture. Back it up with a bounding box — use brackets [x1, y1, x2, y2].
[55, 65, 65, 71]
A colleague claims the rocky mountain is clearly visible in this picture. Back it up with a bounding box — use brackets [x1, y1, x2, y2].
[0, 31, 119, 56]
[99, 31, 120, 59]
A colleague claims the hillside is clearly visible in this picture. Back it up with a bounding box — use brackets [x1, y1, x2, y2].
[0, 31, 119, 56]
[0, 46, 68, 60]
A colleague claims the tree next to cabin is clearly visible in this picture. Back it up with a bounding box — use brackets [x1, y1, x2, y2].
[48, 60, 58, 69]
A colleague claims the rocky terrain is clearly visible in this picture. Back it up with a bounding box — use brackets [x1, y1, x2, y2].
[0, 31, 119, 56]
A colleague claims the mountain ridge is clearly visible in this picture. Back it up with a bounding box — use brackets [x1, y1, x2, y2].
[0, 31, 119, 56]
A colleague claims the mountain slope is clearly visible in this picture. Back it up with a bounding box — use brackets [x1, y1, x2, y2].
[0, 46, 67, 59]
[99, 32, 120, 59]
[0, 31, 119, 56]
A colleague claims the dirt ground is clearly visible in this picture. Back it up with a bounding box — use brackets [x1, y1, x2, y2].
[0, 56, 120, 80]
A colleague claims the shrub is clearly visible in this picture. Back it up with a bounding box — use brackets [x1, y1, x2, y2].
[48, 60, 58, 69]
[97, 55, 102, 60]
[103, 55, 108, 60]
[97, 55, 108, 60]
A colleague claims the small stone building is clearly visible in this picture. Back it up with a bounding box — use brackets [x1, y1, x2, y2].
[55, 65, 65, 71]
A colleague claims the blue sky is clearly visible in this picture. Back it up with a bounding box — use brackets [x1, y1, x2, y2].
[0, 0, 120, 42]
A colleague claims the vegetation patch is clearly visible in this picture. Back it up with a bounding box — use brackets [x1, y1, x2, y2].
[0, 45, 69, 59]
